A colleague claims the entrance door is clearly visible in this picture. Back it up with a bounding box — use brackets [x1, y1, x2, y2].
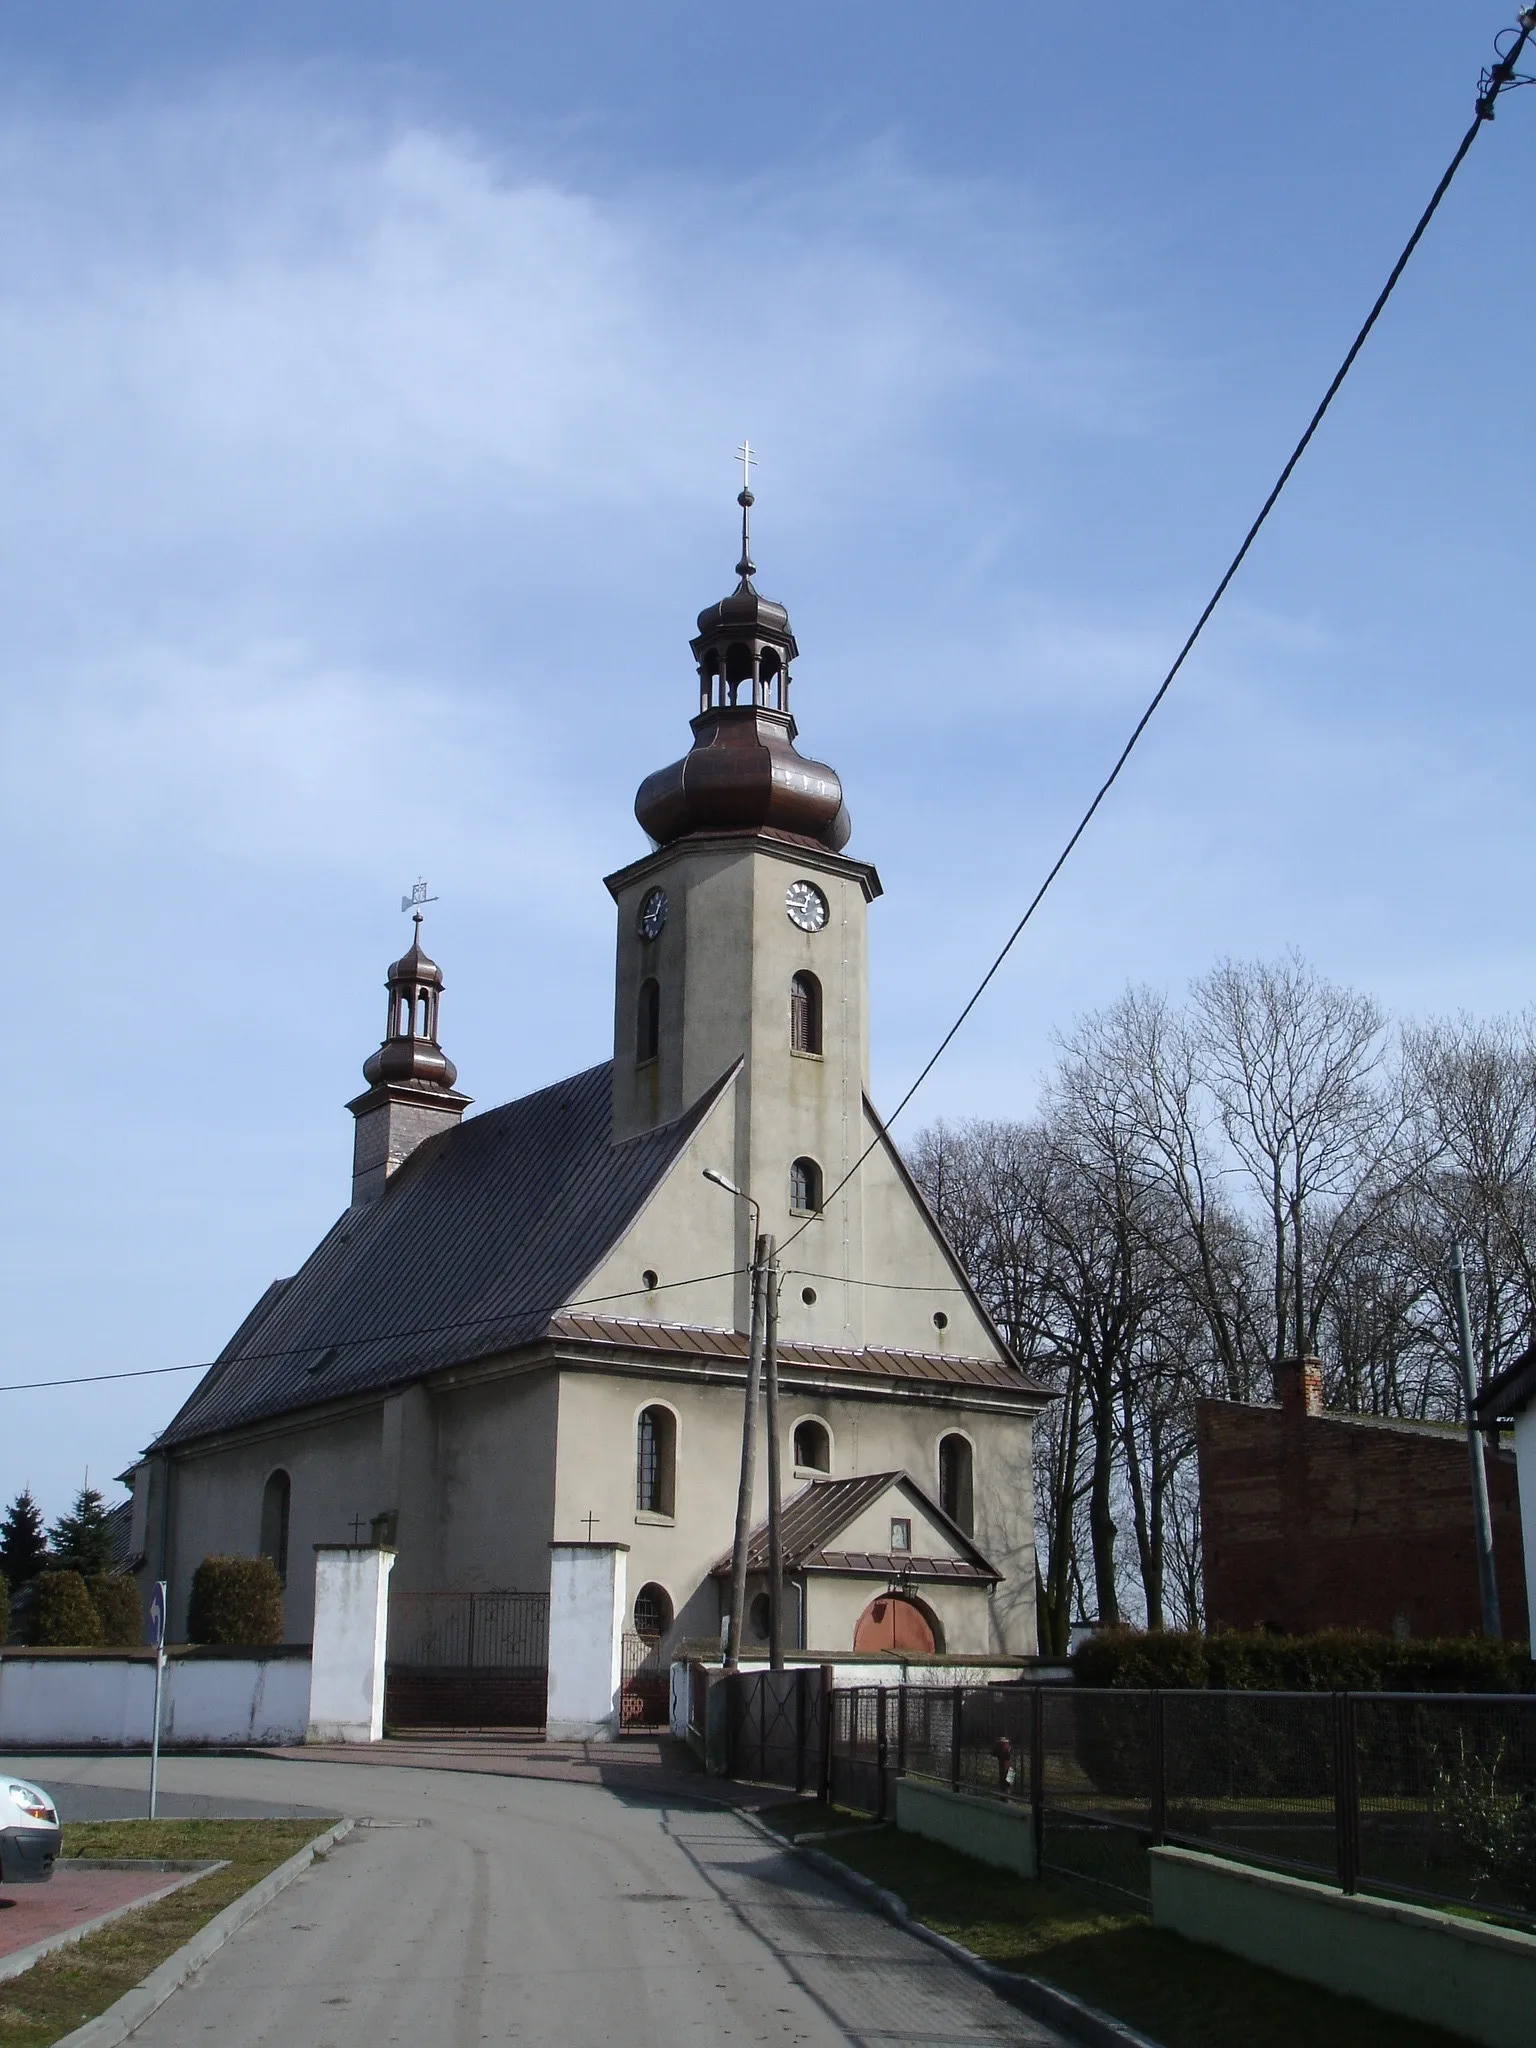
[853, 1593, 937, 1654]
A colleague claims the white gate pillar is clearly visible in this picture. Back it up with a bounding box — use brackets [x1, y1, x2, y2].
[546, 1542, 628, 1741]
[307, 1544, 395, 1742]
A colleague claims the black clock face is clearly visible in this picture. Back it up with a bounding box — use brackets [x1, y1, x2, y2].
[785, 880, 829, 932]
[637, 886, 668, 940]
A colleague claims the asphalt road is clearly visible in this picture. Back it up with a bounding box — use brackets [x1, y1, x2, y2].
[21, 1751, 1071, 2047]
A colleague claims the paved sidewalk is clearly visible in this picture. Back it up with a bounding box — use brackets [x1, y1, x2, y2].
[0, 1864, 191, 1963]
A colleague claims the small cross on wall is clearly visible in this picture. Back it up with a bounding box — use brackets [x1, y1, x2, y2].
[349, 1514, 368, 1543]
[581, 1511, 600, 1541]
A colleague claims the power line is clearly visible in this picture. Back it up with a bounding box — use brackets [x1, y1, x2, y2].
[11, 19, 1532, 1401]
[780, 10, 1536, 1257]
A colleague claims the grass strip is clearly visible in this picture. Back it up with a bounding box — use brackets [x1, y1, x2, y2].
[0, 1817, 338, 2047]
[759, 1802, 1476, 2048]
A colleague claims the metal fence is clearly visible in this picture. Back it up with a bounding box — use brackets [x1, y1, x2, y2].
[719, 1668, 827, 1792]
[817, 1680, 1536, 1926]
[620, 1632, 669, 1730]
[385, 1591, 549, 1729]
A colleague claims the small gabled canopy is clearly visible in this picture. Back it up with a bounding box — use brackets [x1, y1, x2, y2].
[711, 1471, 1001, 1584]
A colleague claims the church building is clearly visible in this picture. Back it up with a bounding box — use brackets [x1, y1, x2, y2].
[127, 485, 1050, 1686]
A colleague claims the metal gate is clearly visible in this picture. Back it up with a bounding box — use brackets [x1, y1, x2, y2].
[385, 1591, 549, 1729]
[620, 1632, 669, 1730]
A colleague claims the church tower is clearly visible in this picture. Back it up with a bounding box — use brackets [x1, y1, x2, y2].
[347, 915, 471, 1205]
[605, 476, 882, 1336]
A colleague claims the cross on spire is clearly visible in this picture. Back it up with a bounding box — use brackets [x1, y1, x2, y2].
[735, 439, 757, 580]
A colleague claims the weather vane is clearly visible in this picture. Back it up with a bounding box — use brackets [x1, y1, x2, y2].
[401, 878, 439, 915]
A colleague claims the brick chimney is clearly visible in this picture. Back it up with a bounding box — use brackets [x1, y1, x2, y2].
[1276, 1356, 1324, 1421]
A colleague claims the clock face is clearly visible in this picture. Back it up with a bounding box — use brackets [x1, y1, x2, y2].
[785, 880, 829, 933]
[637, 887, 668, 941]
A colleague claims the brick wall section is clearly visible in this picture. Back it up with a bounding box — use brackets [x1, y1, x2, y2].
[1197, 1394, 1527, 1638]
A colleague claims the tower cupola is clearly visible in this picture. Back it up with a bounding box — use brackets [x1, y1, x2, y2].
[635, 469, 851, 852]
[346, 913, 471, 1205]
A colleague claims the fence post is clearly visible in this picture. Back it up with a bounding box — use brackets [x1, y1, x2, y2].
[876, 1686, 889, 1820]
[758, 1670, 768, 1782]
[896, 1682, 908, 1779]
[794, 1668, 808, 1794]
[1332, 1692, 1360, 1895]
[1149, 1689, 1166, 1847]
[819, 1666, 834, 1806]
[951, 1687, 963, 1791]
[1030, 1685, 1045, 1876]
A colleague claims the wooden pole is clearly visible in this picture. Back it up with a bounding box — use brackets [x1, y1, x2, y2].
[764, 1238, 784, 1671]
[725, 1235, 768, 1669]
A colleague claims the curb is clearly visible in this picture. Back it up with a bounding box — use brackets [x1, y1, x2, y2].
[0, 1864, 227, 1985]
[790, 1838, 1164, 2048]
[52, 1818, 353, 2048]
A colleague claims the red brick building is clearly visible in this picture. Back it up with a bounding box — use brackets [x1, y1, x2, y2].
[1197, 1358, 1527, 1639]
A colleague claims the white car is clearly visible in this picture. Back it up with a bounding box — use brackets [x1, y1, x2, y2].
[0, 1779, 60, 1885]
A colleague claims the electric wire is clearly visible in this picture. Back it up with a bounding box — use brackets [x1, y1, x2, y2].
[10, 19, 1533, 1401]
[776, 11, 1536, 1259]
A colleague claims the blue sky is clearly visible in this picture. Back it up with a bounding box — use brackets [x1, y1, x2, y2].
[3, 3, 1533, 1521]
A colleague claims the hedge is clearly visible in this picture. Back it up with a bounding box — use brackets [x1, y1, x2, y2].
[88, 1574, 142, 1647]
[33, 1570, 105, 1646]
[1070, 1627, 1535, 1693]
[186, 1555, 284, 1645]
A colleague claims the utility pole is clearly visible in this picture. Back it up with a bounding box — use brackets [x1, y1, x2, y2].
[1451, 1241, 1502, 1638]
[725, 1233, 768, 1669]
[763, 1239, 784, 1671]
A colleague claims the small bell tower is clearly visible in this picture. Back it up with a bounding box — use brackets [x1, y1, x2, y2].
[346, 915, 471, 1205]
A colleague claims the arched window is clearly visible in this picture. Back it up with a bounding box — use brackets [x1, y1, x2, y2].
[748, 1591, 772, 1643]
[939, 1433, 974, 1537]
[259, 1469, 291, 1585]
[633, 1583, 673, 1642]
[637, 978, 660, 1065]
[789, 1156, 823, 1215]
[635, 1405, 676, 1516]
[790, 972, 822, 1056]
[793, 1418, 830, 1473]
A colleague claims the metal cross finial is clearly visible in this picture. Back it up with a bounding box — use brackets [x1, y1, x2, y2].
[349, 1514, 368, 1543]
[734, 441, 757, 579]
[736, 439, 757, 495]
[581, 1511, 600, 1540]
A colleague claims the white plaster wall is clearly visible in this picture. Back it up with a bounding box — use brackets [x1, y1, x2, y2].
[0, 1655, 311, 1747]
[546, 1545, 627, 1739]
[307, 1548, 393, 1742]
[551, 1366, 1039, 1656]
[1516, 1408, 1536, 1653]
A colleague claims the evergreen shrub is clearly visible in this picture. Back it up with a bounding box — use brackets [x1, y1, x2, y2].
[186, 1555, 283, 1646]
[33, 1570, 104, 1647]
[88, 1574, 142, 1647]
[1070, 1626, 1534, 1694]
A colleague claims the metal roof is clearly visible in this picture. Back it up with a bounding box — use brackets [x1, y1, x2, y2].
[153, 1062, 723, 1450]
[550, 1313, 1048, 1397]
[710, 1472, 1001, 1581]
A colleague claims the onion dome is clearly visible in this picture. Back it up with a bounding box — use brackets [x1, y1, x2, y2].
[360, 914, 461, 1091]
[634, 472, 851, 853]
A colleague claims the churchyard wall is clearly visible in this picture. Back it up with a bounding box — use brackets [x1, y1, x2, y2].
[1198, 1395, 1526, 1637]
[0, 1646, 312, 1747]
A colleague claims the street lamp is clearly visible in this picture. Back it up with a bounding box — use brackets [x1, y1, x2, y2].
[703, 1170, 782, 1670]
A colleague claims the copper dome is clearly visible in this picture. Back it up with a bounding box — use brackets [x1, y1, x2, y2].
[636, 705, 850, 850]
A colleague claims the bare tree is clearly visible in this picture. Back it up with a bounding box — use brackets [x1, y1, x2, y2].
[1193, 951, 1412, 1371]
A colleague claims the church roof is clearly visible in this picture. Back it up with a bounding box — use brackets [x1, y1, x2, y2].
[549, 1313, 1047, 1397]
[709, 1472, 1001, 1582]
[153, 1062, 724, 1450]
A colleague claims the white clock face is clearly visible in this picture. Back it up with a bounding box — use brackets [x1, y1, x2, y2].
[637, 887, 668, 940]
[785, 880, 829, 933]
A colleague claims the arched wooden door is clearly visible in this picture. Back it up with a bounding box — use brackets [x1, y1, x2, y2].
[853, 1593, 937, 1654]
